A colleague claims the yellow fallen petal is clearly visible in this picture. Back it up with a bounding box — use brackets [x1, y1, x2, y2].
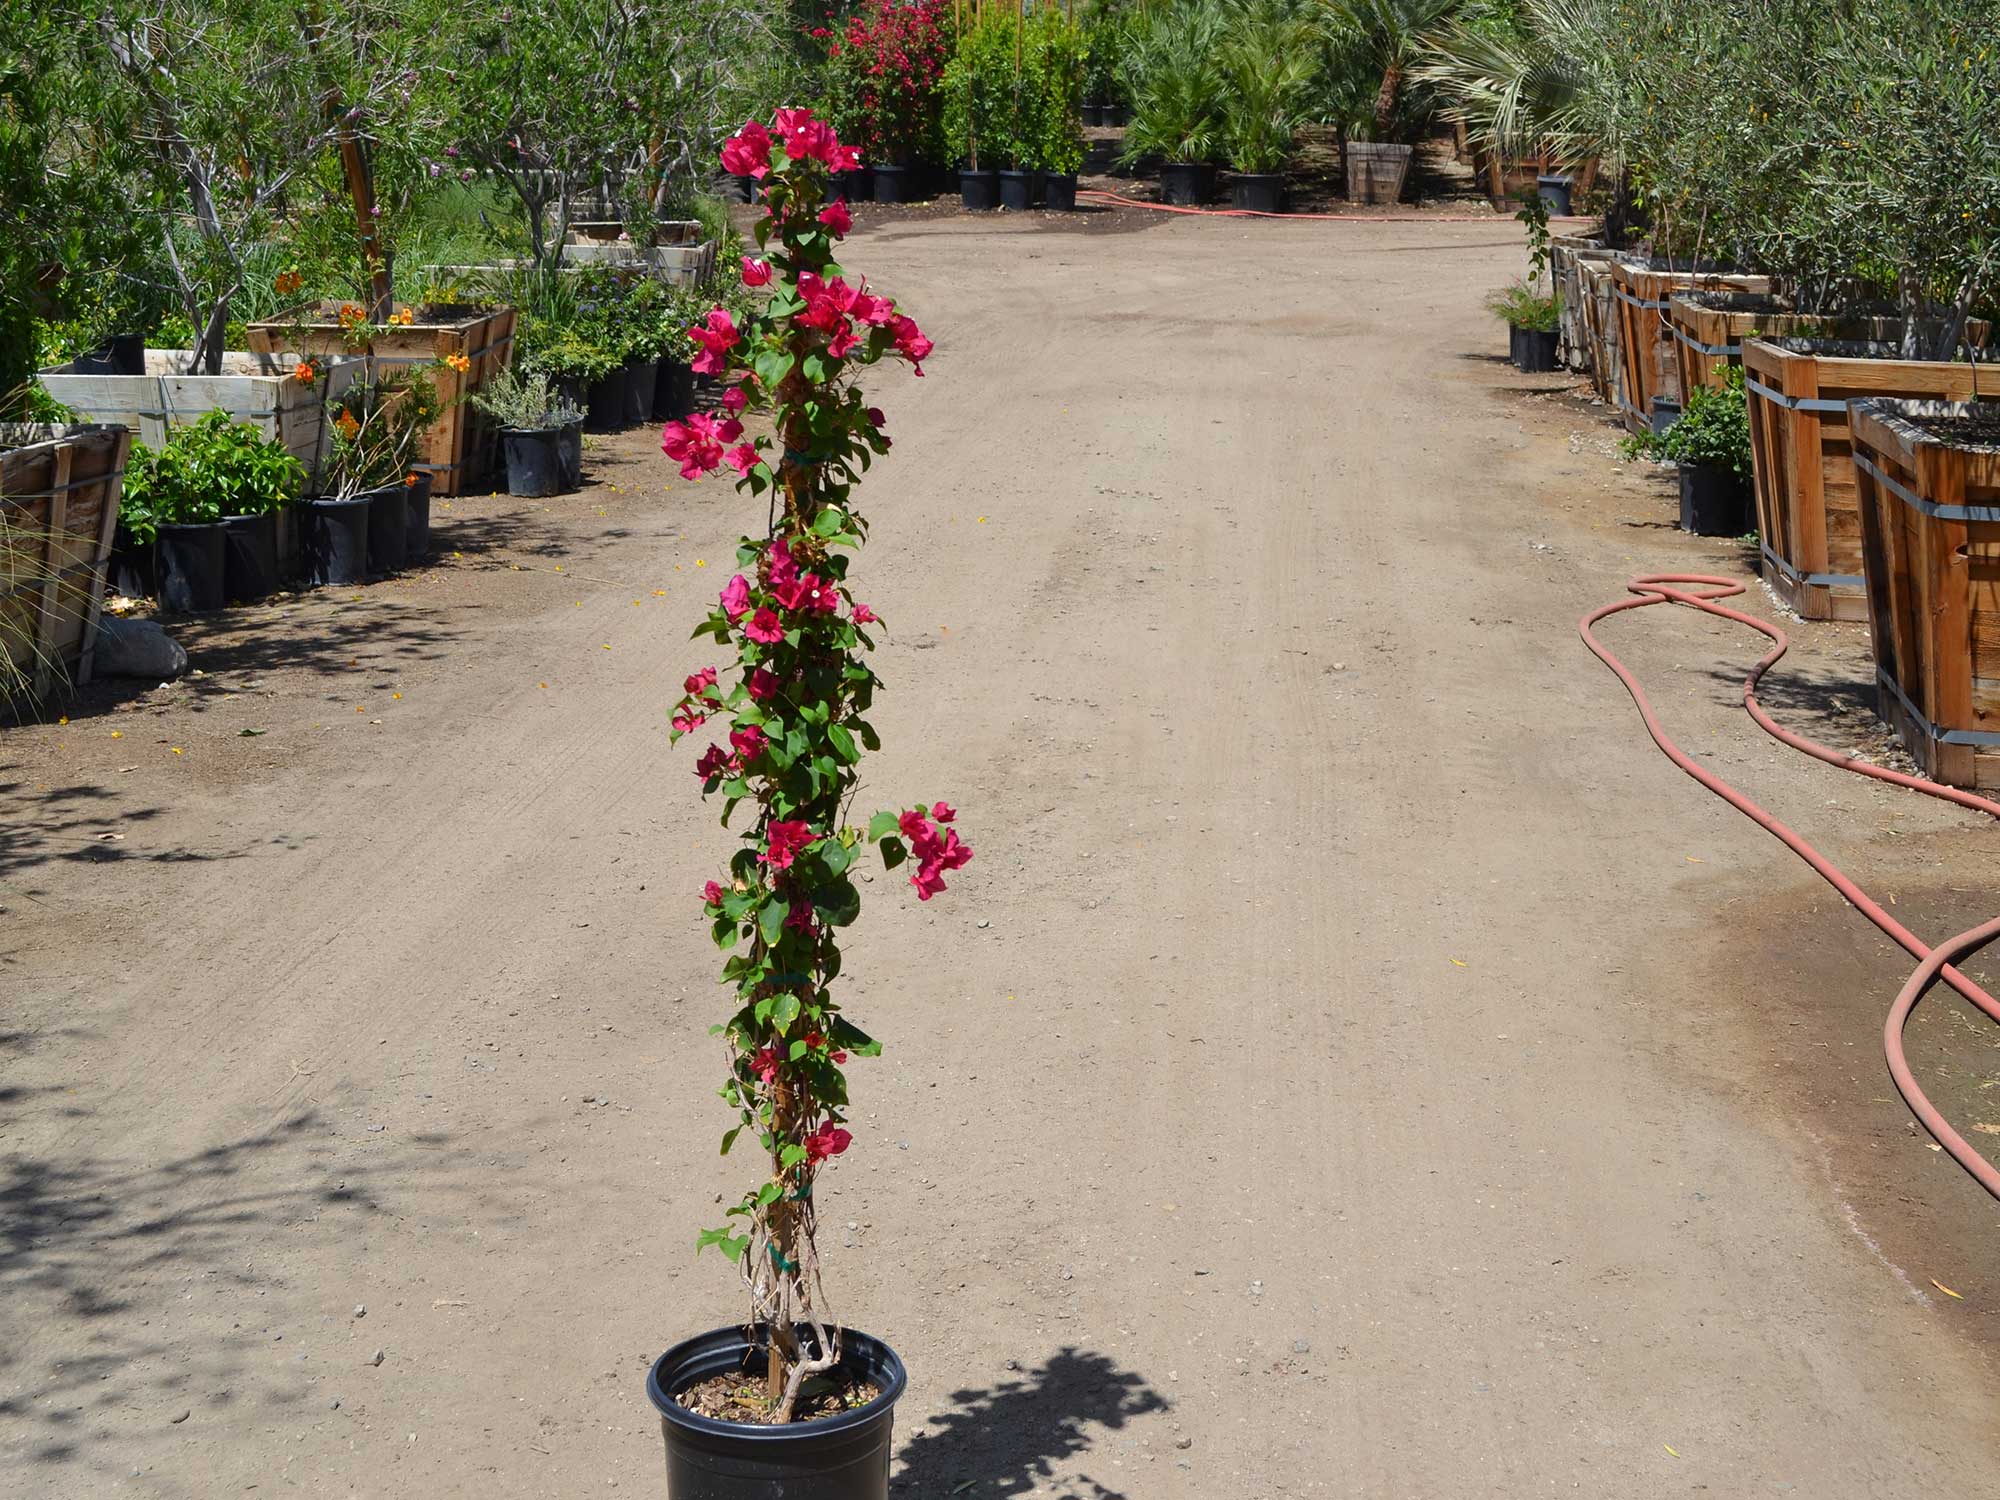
[170, 746, 184, 755]
[1450, 958, 1468, 968]
[538, 682, 548, 689]
[57, 715, 68, 725]
[695, 559, 707, 568]
[1931, 1279, 1964, 1299]
[1664, 1445, 1679, 1458]
[111, 730, 123, 739]
[392, 692, 402, 700]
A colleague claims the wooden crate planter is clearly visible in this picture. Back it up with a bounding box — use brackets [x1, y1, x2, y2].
[559, 239, 718, 284]
[1610, 262, 1769, 432]
[0, 424, 131, 691]
[1744, 337, 2000, 621]
[245, 304, 517, 496]
[1667, 294, 1992, 397]
[37, 349, 356, 485]
[1849, 399, 2000, 789]
[1555, 243, 1617, 382]
[1578, 257, 1627, 405]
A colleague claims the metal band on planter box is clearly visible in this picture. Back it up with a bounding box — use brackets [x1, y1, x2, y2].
[1852, 450, 2000, 524]
[1758, 542, 1864, 591]
[0, 466, 130, 503]
[1877, 667, 2000, 747]
[1669, 324, 1738, 358]
[1743, 377, 1848, 414]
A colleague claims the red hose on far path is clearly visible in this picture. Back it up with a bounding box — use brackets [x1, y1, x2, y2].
[1580, 573, 2000, 1201]
[1072, 187, 1586, 225]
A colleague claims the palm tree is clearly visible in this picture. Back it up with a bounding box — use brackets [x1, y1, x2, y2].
[1412, 0, 1623, 168]
[1323, 0, 1466, 141]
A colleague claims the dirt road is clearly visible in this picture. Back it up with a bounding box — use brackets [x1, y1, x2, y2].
[4, 211, 1997, 1498]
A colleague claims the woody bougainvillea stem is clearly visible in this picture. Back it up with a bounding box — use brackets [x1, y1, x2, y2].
[663, 108, 968, 1420]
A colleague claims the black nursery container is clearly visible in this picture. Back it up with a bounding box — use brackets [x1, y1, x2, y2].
[654, 358, 696, 421]
[997, 169, 1033, 211]
[221, 512, 280, 601]
[645, 1326, 907, 1500]
[304, 496, 370, 587]
[558, 420, 583, 491]
[871, 164, 917, 204]
[404, 472, 433, 561]
[1043, 172, 1078, 212]
[502, 428, 566, 497]
[1512, 326, 1559, 372]
[1231, 173, 1284, 214]
[1678, 462, 1752, 536]
[365, 482, 408, 575]
[1158, 162, 1211, 206]
[156, 521, 226, 613]
[959, 169, 1000, 211]
[625, 358, 660, 426]
[586, 364, 632, 432]
[1536, 173, 1575, 217]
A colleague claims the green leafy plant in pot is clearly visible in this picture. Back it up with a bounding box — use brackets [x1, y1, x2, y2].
[645, 107, 967, 1497]
[942, 8, 1020, 208]
[1025, 4, 1089, 209]
[472, 366, 584, 498]
[1117, 0, 1224, 204]
[1623, 367, 1754, 536]
[1219, 4, 1315, 213]
[122, 412, 306, 610]
[1485, 192, 1560, 370]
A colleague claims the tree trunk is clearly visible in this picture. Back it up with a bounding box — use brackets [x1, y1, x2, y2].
[1373, 62, 1401, 141]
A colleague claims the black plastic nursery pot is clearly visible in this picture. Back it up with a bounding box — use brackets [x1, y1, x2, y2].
[1104, 102, 1128, 126]
[109, 524, 156, 599]
[1679, 462, 1751, 536]
[73, 333, 145, 376]
[645, 1326, 907, 1500]
[586, 364, 632, 432]
[1042, 172, 1078, 212]
[1536, 174, 1575, 217]
[1650, 396, 1683, 435]
[502, 427, 566, 498]
[1083, 100, 1105, 126]
[1512, 326, 1559, 373]
[1231, 173, 1284, 214]
[404, 471, 434, 561]
[558, 420, 583, 491]
[156, 521, 227, 613]
[654, 358, 696, 421]
[625, 358, 660, 426]
[304, 496, 370, 587]
[221, 512, 280, 602]
[997, 169, 1033, 211]
[1158, 162, 1210, 206]
[871, 164, 917, 204]
[848, 165, 875, 201]
[365, 482, 408, 575]
[959, 169, 1000, 211]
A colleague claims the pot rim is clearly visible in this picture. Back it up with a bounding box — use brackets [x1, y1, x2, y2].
[646, 1323, 907, 1443]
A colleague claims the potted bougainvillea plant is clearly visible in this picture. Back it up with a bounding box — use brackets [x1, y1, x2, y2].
[646, 108, 966, 1500]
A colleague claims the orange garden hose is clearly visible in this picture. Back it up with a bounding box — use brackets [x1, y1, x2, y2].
[1072, 187, 1591, 225]
[1581, 574, 2000, 1201]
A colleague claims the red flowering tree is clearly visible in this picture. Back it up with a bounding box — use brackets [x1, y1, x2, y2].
[662, 109, 968, 1422]
[826, 0, 956, 166]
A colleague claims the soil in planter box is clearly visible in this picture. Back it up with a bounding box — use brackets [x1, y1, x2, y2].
[1902, 408, 2000, 451]
[673, 1368, 881, 1425]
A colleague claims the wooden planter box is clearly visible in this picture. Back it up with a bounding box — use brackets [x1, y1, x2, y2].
[1849, 399, 2000, 789]
[1554, 243, 1616, 383]
[1667, 294, 1992, 397]
[1578, 257, 1628, 405]
[1745, 337, 2000, 621]
[1610, 263, 1770, 432]
[558, 239, 718, 284]
[0, 424, 130, 691]
[36, 350, 357, 487]
[245, 304, 516, 496]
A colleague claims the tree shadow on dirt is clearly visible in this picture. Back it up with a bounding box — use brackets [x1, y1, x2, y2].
[893, 1348, 1169, 1499]
[0, 1083, 474, 1482]
[0, 775, 253, 887]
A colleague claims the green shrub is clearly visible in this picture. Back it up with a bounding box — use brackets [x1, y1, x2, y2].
[1484, 281, 1559, 331]
[121, 411, 306, 543]
[1117, 0, 1226, 167]
[1623, 366, 1752, 480]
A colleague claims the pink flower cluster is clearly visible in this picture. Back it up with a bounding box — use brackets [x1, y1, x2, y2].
[661, 412, 748, 481]
[687, 309, 739, 375]
[718, 110, 863, 181]
[900, 802, 971, 900]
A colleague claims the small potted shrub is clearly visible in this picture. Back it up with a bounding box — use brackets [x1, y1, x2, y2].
[1625, 367, 1754, 536]
[1487, 194, 1560, 370]
[941, 10, 1013, 210]
[1028, 6, 1088, 210]
[120, 437, 226, 613]
[830, 0, 954, 202]
[1220, 10, 1313, 213]
[646, 107, 968, 1499]
[1117, 0, 1223, 205]
[473, 367, 583, 498]
[309, 372, 440, 584]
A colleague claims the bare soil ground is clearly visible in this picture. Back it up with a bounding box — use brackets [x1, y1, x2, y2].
[3, 211, 1998, 1499]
